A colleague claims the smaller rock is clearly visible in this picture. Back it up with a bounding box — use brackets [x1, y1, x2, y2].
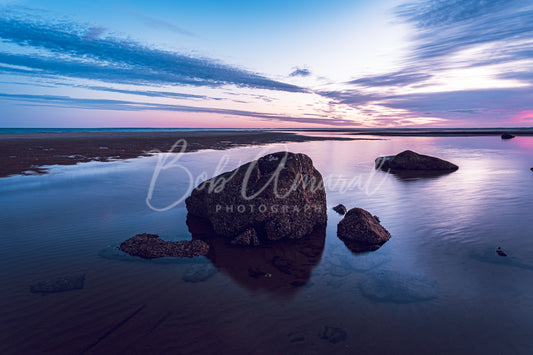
[501, 133, 515, 139]
[318, 326, 347, 344]
[496, 247, 508, 257]
[119, 233, 209, 259]
[30, 274, 85, 294]
[332, 204, 347, 215]
[230, 228, 261, 246]
[375, 150, 458, 171]
[337, 208, 391, 248]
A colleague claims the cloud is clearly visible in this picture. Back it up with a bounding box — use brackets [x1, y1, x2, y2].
[0, 92, 357, 126]
[289, 68, 311, 77]
[0, 10, 305, 93]
[133, 12, 196, 38]
[83, 26, 106, 40]
[396, 0, 533, 63]
[348, 71, 432, 87]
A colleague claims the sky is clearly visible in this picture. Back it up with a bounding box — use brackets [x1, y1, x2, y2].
[1, 0, 533, 128]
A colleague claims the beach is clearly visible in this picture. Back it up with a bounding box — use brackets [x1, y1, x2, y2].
[0, 130, 354, 178]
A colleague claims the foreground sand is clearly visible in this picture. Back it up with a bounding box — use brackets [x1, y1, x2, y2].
[0, 130, 353, 178]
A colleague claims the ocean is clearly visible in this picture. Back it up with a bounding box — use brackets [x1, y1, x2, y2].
[1, 134, 532, 353]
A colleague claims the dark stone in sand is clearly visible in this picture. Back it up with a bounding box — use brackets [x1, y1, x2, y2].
[375, 150, 458, 172]
[319, 326, 347, 344]
[496, 247, 507, 257]
[332, 204, 347, 215]
[119, 233, 209, 259]
[501, 133, 515, 139]
[185, 151, 327, 245]
[30, 274, 85, 294]
[182, 264, 218, 283]
[337, 208, 391, 252]
[358, 270, 438, 303]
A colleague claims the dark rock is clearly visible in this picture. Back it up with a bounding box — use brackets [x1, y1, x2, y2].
[230, 228, 261, 246]
[337, 208, 391, 251]
[375, 150, 458, 172]
[332, 204, 347, 215]
[182, 264, 218, 283]
[30, 274, 85, 294]
[501, 133, 515, 139]
[359, 270, 438, 303]
[496, 247, 507, 257]
[530, 167, 533, 172]
[318, 326, 347, 344]
[119, 233, 209, 259]
[185, 151, 327, 244]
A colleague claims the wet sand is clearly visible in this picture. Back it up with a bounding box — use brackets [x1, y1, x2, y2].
[0, 130, 353, 178]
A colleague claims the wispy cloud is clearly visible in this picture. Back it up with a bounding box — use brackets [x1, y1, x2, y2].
[289, 68, 311, 77]
[133, 12, 196, 38]
[0, 92, 355, 126]
[0, 10, 305, 93]
[348, 71, 432, 87]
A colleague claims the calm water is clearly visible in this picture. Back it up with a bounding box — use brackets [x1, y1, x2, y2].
[1, 136, 533, 354]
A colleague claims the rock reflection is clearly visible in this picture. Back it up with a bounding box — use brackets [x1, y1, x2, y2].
[186, 214, 325, 295]
[382, 169, 457, 181]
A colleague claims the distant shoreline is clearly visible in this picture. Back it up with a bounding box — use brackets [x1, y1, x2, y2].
[0, 130, 355, 178]
[2, 128, 532, 178]
[1, 127, 533, 135]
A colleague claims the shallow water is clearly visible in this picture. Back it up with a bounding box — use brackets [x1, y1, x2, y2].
[1, 136, 533, 354]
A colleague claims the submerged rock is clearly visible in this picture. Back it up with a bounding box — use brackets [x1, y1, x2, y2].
[501, 133, 515, 139]
[182, 264, 218, 283]
[30, 274, 85, 294]
[119, 233, 209, 259]
[319, 326, 347, 344]
[375, 150, 458, 172]
[358, 270, 438, 303]
[332, 204, 347, 215]
[185, 151, 327, 245]
[337, 208, 391, 251]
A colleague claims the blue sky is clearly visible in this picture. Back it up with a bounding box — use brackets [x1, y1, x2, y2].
[1, 0, 533, 128]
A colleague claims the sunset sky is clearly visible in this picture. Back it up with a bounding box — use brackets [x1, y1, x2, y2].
[1, 0, 533, 128]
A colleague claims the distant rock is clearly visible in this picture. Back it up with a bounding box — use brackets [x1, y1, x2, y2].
[375, 150, 458, 172]
[332, 204, 347, 215]
[501, 133, 515, 139]
[337, 208, 391, 251]
[30, 274, 85, 294]
[119, 233, 209, 259]
[530, 167, 533, 172]
[185, 152, 327, 245]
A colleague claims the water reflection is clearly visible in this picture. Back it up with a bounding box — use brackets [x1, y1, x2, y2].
[376, 167, 458, 181]
[186, 214, 325, 295]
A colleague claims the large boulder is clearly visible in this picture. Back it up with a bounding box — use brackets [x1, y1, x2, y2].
[119, 233, 209, 258]
[375, 150, 458, 171]
[337, 208, 391, 251]
[501, 133, 515, 139]
[185, 152, 327, 245]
